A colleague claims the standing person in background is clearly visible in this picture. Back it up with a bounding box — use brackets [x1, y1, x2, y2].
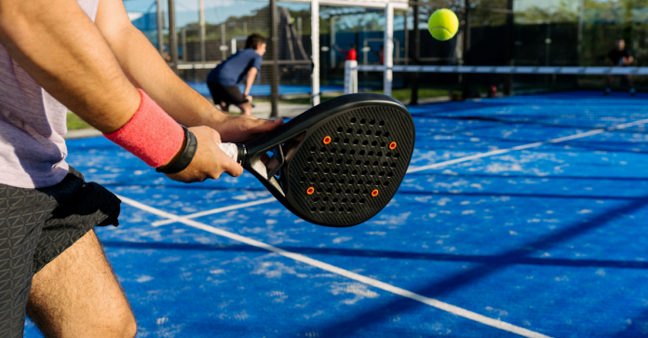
[370, 45, 385, 65]
[207, 34, 266, 116]
[605, 39, 635, 96]
[335, 44, 358, 62]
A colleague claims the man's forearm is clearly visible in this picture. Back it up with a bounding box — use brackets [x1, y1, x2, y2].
[243, 68, 258, 96]
[0, 0, 139, 133]
[101, 25, 222, 127]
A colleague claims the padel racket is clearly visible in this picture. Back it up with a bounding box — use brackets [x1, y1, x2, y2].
[218, 93, 415, 227]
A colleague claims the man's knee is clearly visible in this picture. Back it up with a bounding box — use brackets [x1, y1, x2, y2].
[28, 302, 137, 338]
[109, 310, 137, 338]
[237, 102, 252, 115]
[83, 306, 137, 338]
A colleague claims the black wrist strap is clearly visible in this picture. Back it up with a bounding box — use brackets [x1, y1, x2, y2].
[156, 126, 198, 174]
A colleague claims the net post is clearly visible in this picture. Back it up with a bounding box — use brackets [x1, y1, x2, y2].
[270, 0, 279, 117]
[168, 0, 178, 74]
[384, 3, 394, 97]
[311, 0, 321, 106]
[344, 61, 358, 94]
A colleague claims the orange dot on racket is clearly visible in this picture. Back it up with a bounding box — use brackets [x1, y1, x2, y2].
[389, 142, 397, 150]
[371, 189, 379, 197]
[306, 187, 315, 195]
[323, 136, 332, 144]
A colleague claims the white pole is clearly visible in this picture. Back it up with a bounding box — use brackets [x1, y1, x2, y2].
[221, 23, 227, 59]
[384, 2, 394, 97]
[311, 0, 321, 106]
[199, 0, 205, 62]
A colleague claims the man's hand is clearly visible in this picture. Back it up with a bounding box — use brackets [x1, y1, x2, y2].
[210, 115, 283, 143]
[165, 126, 243, 183]
[626, 56, 635, 65]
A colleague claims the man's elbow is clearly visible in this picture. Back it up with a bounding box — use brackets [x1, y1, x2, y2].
[100, 22, 138, 51]
[0, 2, 36, 45]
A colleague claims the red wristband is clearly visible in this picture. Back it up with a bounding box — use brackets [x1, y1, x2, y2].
[104, 89, 184, 168]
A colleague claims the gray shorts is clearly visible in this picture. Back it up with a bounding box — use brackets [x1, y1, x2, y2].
[0, 167, 120, 337]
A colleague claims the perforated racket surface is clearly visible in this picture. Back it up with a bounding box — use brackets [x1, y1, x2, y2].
[219, 93, 415, 227]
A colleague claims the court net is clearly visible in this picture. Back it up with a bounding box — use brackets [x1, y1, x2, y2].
[345, 63, 648, 133]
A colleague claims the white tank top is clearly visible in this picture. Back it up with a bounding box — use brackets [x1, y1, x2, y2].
[0, 0, 99, 188]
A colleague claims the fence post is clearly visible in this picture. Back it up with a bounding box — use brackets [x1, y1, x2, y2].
[383, 3, 394, 97]
[156, 0, 165, 56]
[270, 0, 279, 117]
[199, 0, 205, 62]
[168, 0, 178, 74]
[311, 0, 321, 106]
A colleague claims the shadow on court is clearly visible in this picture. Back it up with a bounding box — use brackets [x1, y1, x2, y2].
[100, 241, 648, 270]
[293, 193, 648, 337]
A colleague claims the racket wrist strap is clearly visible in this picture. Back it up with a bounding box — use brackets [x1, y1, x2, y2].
[156, 126, 198, 174]
[103, 89, 185, 168]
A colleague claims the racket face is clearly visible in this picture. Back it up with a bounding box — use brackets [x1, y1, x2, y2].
[281, 97, 414, 227]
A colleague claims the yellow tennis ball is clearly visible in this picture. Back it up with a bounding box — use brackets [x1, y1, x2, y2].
[428, 9, 459, 41]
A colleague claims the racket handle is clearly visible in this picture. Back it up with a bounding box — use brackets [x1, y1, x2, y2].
[217, 143, 246, 164]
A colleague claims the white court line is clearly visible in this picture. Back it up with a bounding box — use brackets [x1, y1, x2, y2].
[152, 119, 648, 226]
[151, 197, 276, 227]
[406, 118, 648, 174]
[117, 194, 551, 338]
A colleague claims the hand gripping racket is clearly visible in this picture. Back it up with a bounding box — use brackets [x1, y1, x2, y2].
[217, 93, 415, 227]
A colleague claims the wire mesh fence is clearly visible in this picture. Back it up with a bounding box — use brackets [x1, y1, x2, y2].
[125, 0, 313, 100]
[124, 0, 648, 104]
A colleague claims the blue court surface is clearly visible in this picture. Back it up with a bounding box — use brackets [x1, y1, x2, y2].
[25, 91, 648, 337]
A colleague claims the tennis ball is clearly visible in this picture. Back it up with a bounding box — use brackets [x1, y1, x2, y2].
[428, 9, 459, 41]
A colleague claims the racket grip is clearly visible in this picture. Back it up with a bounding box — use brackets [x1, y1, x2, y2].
[217, 143, 239, 162]
[217, 143, 246, 164]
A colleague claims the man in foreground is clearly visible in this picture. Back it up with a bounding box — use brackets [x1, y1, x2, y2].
[0, 0, 281, 337]
[207, 34, 266, 116]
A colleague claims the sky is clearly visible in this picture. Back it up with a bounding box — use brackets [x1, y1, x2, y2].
[124, 0, 310, 27]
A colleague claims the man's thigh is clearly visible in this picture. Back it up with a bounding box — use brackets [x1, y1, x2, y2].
[26, 230, 136, 338]
[207, 81, 224, 104]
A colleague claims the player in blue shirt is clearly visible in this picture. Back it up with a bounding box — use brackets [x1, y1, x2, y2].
[207, 34, 265, 116]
